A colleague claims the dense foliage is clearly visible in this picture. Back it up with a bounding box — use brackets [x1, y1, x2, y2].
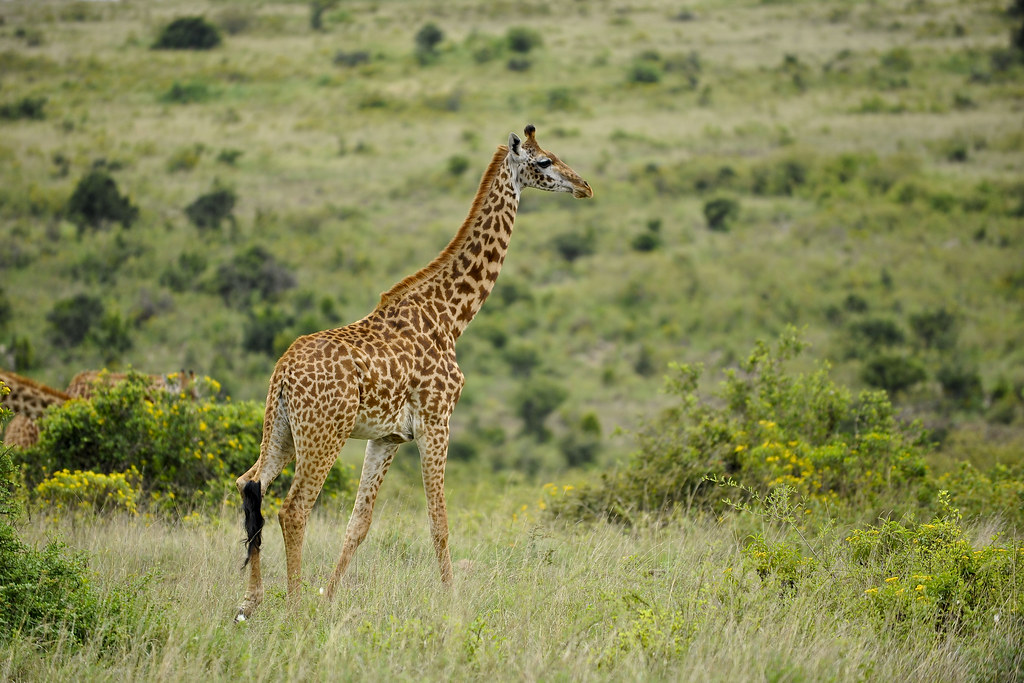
[18, 373, 355, 513]
[553, 330, 1020, 528]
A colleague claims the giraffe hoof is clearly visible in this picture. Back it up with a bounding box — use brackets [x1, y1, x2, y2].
[234, 610, 247, 624]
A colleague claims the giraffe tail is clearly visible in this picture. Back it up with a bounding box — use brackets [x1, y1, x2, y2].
[241, 480, 263, 567]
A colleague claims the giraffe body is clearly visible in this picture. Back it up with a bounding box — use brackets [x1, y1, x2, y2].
[235, 125, 592, 620]
[0, 371, 71, 447]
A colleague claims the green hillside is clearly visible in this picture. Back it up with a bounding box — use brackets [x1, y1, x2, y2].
[1, 0, 1022, 475]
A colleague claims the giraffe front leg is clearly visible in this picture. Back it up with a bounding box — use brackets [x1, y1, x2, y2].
[417, 426, 454, 585]
[325, 438, 398, 599]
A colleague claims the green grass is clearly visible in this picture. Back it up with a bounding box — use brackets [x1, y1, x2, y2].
[3, 464, 1021, 681]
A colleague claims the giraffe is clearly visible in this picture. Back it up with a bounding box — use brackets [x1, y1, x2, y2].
[233, 125, 592, 621]
[0, 368, 194, 448]
[0, 370, 71, 448]
[65, 369, 196, 400]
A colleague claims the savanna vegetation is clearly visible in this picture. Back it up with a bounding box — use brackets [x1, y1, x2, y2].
[1, 0, 1022, 679]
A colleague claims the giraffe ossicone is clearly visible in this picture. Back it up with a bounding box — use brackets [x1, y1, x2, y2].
[233, 125, 592, 621]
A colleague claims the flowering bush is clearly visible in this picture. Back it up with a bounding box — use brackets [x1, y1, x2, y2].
[35, 468, 140, 517]
[849, 493, 1023, 636]
[19, 372, 355, 513]
[553, 328, 932, 524]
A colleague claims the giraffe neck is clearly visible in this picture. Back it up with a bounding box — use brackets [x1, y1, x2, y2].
[0, 372, 70, 420]
[375, 145, 521, 340]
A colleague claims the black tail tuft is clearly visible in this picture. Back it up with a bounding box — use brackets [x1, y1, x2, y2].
[241, 480, 263, 568]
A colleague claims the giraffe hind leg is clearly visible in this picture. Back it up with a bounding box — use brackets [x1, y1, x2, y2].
[235, 390, 295, 622]
[325, 438, 399, 599]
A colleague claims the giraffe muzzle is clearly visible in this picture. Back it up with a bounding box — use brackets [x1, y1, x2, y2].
[573, 180, 594, 199]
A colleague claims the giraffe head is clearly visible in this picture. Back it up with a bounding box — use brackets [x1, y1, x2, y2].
[508, 124, 593, 199]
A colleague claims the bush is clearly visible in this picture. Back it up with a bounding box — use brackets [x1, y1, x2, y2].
[23, 373, 354, 512]
[66, 170, 139, 233]
[506, 26, 543, 54]
[185, 187, 237, 231]
[628, 61, 662, 84]
[0, 96, 46, 121]
[1, 390, 118, 646]
[552, 329, 932, 524]
[414, 23, 443, 63]
[243, 305, 293, 356]
[35, 468, 140, 517]
[152, 16, 222, 50]
[703, 197, 739, 231]
[334, 50, 370, 67]
[552, 230, 595, 262]
[46, 293, 105, 348]
[849, 494, 1024, 636]
[159, 251, 208, 292]
[514, 376, 568, 441]
[909, 308, 958, 350]
[506, 57, 532, 72]
[861, 354, 926, 394]
[849, 317, 906, 348]
[210, 245, 296, 306]
[160, 81, 212, 104]
[936, 362, 984, 409]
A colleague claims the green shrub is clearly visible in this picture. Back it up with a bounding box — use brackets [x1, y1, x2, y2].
[310, 0, 339, 31]
[552, 329, 932, 524]
[703, 197, 739, 231]
[35, 468, 141, 517]
[243, 305, 293, 356]
[1, 388, 143, 647]
[414, 23, 443, 63]
[862, 354, 926, 394]
[160, 81, 212, 104]
[507, 57, 531, 72]
[506, 26, 543, 54]
[46, 293, 104, 348]
[850, 494, 1023, 636]
[66, 170, 139, 233]
[628, 61, 662, 84]
[152, 16, 222, 50]
[937, 362, 984, 410]
[909, 308, 958, 350]
[24, 374, 354, 513]
[0, 96, 46, 121]
[514, 376, 568, 441]
[159, 251, 208, 292]
[185, 187, 237, 231]
[849, 317, 906, 348]
[210, 245, 296, 306]
[551, 230, 595, 262]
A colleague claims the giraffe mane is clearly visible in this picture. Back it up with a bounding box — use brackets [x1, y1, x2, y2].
[375, 145, 510, 309]
[0, 370, 72, 403]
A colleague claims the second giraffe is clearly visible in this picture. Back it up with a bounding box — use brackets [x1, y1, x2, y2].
[234, 125, 592, 621]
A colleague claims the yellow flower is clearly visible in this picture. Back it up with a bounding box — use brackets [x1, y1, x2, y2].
[915, 584, 925, 592]
[865, 588, 878, 594]
[885, 576, 899, 583]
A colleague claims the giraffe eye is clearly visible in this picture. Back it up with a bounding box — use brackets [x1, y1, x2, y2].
[537, 159, 552, 169]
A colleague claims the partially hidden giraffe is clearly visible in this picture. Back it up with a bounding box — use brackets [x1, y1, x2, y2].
[0, 371, 71, 448]
[0, 369, 192, 447]
[233, 125, 592, 621]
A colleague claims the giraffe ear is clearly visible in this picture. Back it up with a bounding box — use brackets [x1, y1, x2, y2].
[508, 132, 523, 159]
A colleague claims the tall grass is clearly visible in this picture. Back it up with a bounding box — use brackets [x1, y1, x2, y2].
[4, 462, 1020, 681]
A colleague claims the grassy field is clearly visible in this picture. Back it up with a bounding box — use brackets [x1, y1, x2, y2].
[3, 463, 1021, 682]
[1, 0, 1023, 679]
